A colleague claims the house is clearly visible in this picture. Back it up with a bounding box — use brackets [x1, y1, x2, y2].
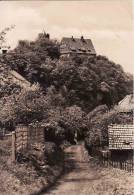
[9, 70, 39, 91]
[108, 94, 134, 150]
[117, 94, 134, 113]
[0, 62, 39, 91]
[0, 45, 10, 54]
[106, 94, 134, 172]
[10, 70, 31, 89]
[60, 36, 96, 57]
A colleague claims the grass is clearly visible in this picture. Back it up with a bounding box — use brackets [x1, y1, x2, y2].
[83, 145, 134, 195]
[1, 138, 133, 195]
[0, 138, 64, 195]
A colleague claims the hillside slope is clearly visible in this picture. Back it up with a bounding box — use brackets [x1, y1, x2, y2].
[0, 32, 133, 142]
[1, 33, 133, 112]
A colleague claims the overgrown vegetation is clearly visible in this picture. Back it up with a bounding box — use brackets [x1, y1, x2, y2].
[0, 29, 133, 194]
[0, 138, 64, 195]
[85, 105, 133, 148]
[0, 31, 133, 144]
[2, 32, 132, 109]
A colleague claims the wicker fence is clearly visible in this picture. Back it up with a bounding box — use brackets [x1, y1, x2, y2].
[88, 147, 134, 173]
[0, 125, 45, 161]
[11, 125, 45, 161]
[100, 149, 134, 173]
[0, 132, 12, 161]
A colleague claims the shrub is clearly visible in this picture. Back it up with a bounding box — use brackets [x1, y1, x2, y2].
[44, 142, 63, 165]
[85, 106, 133, 148]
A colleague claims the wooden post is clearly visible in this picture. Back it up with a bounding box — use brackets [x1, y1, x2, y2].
[12, 131, 16, 162]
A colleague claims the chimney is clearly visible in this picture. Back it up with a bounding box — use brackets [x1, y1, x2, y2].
[45, 33, 50, 39]
[81, 36, 85, 42]
[71, 36, 75, 41]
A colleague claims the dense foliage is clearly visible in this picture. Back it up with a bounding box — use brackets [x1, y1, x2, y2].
[0, 63, 21, 98]
[2, 32, 132, 111]
[3, 53, 132, 111]
[0, 31, 133, 145]
[0, 25, 15, 45]
[85, 105, 133, 148]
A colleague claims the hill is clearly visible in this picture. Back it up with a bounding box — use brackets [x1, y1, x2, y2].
[0, 32, 133, 142]
[0, 32, 133, 194]
[2, 33, 133, 112]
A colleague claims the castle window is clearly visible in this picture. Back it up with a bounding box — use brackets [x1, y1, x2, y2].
[60, 44, 66, 49]
[70, 47, 76, 51]
[80, 47, 86, 52]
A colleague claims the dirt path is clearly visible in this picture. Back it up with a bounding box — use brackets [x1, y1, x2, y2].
[44, 144, 133, 195]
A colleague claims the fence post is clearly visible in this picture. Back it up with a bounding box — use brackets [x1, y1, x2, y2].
[12, 131, 16, 162]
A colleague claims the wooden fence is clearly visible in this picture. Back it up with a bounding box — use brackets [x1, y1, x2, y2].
[0, 133, 12, 159]
[89, 147, 134, 174]
[101, 150, 134, 174]
[11, 125, 45, 161]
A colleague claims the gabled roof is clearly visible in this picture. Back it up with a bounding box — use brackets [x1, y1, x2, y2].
[0, 63, 30, 89]
[10, 70, 31, 89]
[10, 70, 39, 91]
[117, 94, 134, 112]
[60, 37, 96, 55]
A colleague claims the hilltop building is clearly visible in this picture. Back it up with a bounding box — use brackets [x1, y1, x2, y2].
[37, 32, 50, 41]
[60, 36, 96, 57]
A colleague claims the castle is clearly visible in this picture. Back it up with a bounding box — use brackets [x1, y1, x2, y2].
[60, 36, 96, 57]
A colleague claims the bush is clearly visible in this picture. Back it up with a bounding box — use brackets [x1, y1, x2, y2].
[85, 106, 133, 148]
[44, 142, 63, 165]
[0, 31, 133, 146]
[2, 33, 132, 112]
[0, 89, 48, 130]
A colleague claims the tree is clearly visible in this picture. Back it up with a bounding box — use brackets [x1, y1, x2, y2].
[0, 25, 15, 46]
[60, 105, 88, 143]
[85, 105, 133, 148]
[0, 89, 48, 130]
[0, 31, 133, 145]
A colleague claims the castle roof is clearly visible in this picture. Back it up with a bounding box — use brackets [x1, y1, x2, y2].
[60, 36, 96, 55]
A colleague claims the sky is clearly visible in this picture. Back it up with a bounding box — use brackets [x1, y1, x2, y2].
[0, 0, 133, 73]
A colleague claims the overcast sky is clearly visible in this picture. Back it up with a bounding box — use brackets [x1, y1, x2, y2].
[0, 0, 133, 73]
